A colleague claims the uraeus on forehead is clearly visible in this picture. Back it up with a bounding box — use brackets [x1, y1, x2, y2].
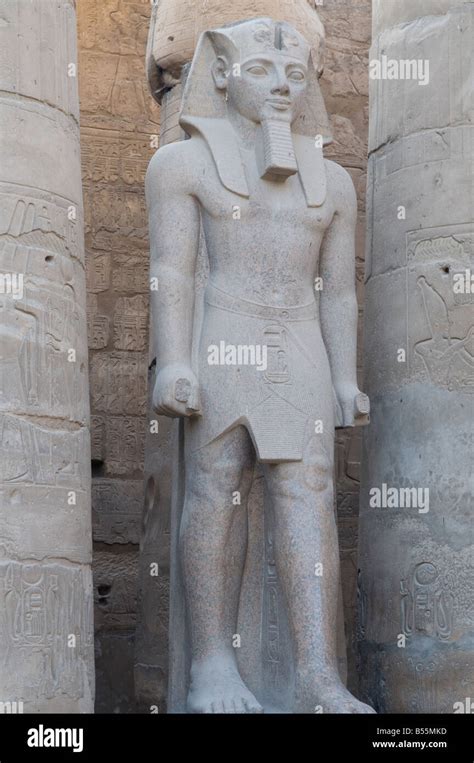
[210, 17, 311, 64]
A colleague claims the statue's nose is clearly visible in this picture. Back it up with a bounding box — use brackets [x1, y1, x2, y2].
[271, 80, 290, 96]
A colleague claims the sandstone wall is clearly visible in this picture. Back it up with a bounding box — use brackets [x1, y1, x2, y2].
[78, 0, 370, 711]
[77, 0, 159, 712]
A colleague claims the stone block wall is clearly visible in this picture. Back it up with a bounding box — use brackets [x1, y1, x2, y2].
[77, 0, 159, 712]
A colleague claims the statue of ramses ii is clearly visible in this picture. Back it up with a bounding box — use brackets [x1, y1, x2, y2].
[146, 17, 373, 714]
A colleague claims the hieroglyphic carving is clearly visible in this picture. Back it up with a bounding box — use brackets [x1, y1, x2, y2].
[0, 562, 93, 701]
[81, 128, 151, 187]
[112, 254, 149, 293]
[0, 414, 88, 490]
[0, 0, 92, 711]
[407, 226, 473, 392]
[415, 279, 474, 393]
[92, 479, 143, 545]
[0, 185, 83, 264]
[91, 415, 105, 462]
[93, 550, 139, 630]
[87, 294, 110, 350]
[105, 416, 146, 476]
[77, 2, 158, 706]
[114, 296, 148, 351]
[90, 352, 148, 416]
[78, 50, 159, 133]
[400, 562, 453, 641]
[264, 530, 281, 689]
[84, 188, 148, 250]
[86, 253, 111, 293]
[0, 285, 88, 422]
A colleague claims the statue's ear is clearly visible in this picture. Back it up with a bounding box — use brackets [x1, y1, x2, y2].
[211, 56, 228, 91]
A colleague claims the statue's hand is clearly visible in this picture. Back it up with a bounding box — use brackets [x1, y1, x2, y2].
[334, 382, 370, 428]
[153, 363, 201, 418]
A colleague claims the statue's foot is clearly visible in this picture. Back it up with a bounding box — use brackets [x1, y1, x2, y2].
[296, 669, 376, 714]
[188, 656, 263, 714]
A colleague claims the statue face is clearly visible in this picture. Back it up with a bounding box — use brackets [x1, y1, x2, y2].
[219, 51, 308, 125]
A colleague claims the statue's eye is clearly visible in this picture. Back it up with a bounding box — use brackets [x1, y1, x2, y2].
[288, 70, 305, 82]
[246, 65, 268, 76]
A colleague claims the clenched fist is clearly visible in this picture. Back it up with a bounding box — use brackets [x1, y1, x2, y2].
[153, 363, 201, 418]
[334, 382, 370, 428]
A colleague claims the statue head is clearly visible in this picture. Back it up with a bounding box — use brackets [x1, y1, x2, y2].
[210, 20, 311, 127]
[180, 17, 331, 200]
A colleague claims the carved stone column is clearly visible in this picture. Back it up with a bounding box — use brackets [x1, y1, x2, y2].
[0, 0, 94, 712]
[358, 0, 474, 713]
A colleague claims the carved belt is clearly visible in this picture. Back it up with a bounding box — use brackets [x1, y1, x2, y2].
[205, 282, 318, 322]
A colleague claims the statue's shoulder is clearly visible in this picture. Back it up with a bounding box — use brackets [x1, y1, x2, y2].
[323, 159, 357, 212]
[146, 136, 210, 192]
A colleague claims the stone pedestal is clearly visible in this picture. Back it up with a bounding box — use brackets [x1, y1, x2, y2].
[358, 0, 474, 713]
[0, 0, 94, 712]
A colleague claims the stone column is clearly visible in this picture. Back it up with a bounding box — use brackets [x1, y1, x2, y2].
[0, 0, 94, 712]
[358, 0, 473, 713]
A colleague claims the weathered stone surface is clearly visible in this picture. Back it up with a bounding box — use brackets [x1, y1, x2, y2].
[146, 0, 326, 99]
[358, 0, 474, 713]
[369, 8, 474, 152]
[147, 16, 372, 714]
[134, 366, 173, 711]
[95, 631, 137, 714]
[0, 561, 94, 713]
[87, 294, 110, 351]
[114, 296, 148, 352]
[372, 0, 464, 38]
[0, 0, 94, 711]
[92, 480, 144, 545]
[90, 352, 148, 418]
[77, 0, 160, 711]
[0, 0, 80, 118]
[93, 548, 139, 632]
[0, 416, 91, 564]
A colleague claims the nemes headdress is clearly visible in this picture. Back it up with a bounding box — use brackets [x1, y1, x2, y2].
[179, 18, 332, 207]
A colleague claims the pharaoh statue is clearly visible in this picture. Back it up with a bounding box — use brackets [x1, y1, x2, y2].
[146, 17, 373, 714]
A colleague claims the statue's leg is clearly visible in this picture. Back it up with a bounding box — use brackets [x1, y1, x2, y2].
[181, 425, 262, 714]
[263, 431, 375, 714]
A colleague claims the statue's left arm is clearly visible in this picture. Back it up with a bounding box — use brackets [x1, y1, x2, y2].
[319, 162, 368, 427]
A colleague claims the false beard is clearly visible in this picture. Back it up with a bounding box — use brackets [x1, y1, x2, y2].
[256, 118, 298, 182]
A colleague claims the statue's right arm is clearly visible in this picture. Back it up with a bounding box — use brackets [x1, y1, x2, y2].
[145, 144, 201, 417]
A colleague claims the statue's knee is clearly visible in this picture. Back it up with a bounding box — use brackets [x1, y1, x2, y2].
[186, 463, 248, 506]
[302, 446, 333, 494]
[303, 462, 332, 494]
[269, 458, 332, 504]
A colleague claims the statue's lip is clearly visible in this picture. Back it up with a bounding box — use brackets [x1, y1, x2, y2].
[266, 97, 292, 109]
